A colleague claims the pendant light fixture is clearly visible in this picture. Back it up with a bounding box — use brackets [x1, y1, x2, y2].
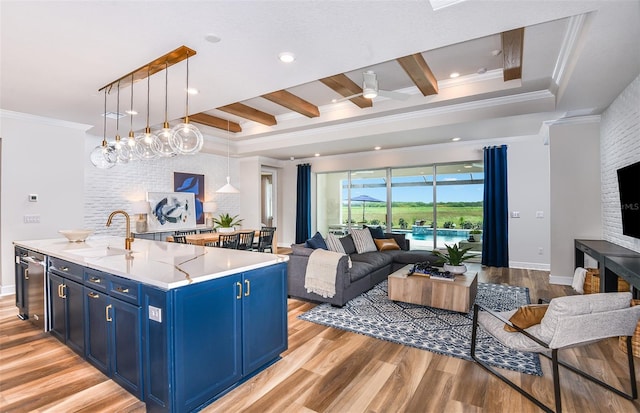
[123, 74, 139, 162]
[170, 51, 203, 155]
[216, 119, 239, 193]
[90, 89, 117, 169]
[111, 82, 132, 163]
[134, 68, 161, 160]
[155, 61, 177, 157]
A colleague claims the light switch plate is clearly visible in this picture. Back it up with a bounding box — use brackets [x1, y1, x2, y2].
[148, 305, 162, 323]
[511, 211, 520, 218]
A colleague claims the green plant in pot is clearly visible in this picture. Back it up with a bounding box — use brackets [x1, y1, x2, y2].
[432, 243, 475, 274]
[213, 213, 243, 233]
[468, 229, 482, 242]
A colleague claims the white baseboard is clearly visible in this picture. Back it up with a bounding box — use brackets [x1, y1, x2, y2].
[509, 261, 550, 271]
[549, 274, 573, 286]
[0, 284, 16, 296]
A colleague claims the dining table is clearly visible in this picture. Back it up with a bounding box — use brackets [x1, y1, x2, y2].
[167, 229, 277, 253]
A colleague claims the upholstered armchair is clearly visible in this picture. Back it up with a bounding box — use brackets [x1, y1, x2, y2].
[471, 292, 640, 413]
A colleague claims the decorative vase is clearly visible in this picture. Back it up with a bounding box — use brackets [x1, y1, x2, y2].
[218, 227, 234, 233]
[443, 263, 467, 274]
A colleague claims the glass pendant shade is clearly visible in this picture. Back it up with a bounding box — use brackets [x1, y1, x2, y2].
[156, 122, 177, 157]
[170, 120, 203, 154]
[134, 128, 161, 160]
[91, 142, 117, 168]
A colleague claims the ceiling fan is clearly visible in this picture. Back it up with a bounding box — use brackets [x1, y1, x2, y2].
[332, 70, 411, 103]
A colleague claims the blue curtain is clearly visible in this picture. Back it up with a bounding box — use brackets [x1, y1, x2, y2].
[482, 145, 509, 267]
[296, 163, 311, 244]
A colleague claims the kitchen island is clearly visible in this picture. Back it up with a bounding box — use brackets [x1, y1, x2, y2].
[13, 236, 289, 412]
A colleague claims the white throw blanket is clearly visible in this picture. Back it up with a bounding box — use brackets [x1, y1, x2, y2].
[572, 267, 587, 294]
[305, 249, 348, 298]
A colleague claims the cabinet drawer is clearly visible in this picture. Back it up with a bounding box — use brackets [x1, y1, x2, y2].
[48, 257, 83, 283]
[109, 276, 140, 305]
[84, 268, 109, 292]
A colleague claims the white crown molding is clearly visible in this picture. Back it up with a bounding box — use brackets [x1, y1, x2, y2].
[546, 114, 601, 127]
[552, 13, 589, 92]
[0, 109, 93, 131]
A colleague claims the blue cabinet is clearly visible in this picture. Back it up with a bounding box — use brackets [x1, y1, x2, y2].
[84, 268, 143, 399]
[48, 258, 85, 356]
[143, 262, 288, 412]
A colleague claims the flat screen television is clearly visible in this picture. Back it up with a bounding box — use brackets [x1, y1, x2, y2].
[617, 161, 640, 239]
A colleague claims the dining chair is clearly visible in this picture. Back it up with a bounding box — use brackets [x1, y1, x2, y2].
[174, 230, 197, 236]
[236, 231, 255, 250]
[199, 229, 215, 234]
[253, 227, 275, 252]
[172, 235, 188, 244]
[218, 233, 239, 249]
[471, 292, 640, 413]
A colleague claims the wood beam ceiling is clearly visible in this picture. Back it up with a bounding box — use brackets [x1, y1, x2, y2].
[189, 113, 242, 133]
[501, 28, 524, 81]
[218, 103, 277, 126]
[262, 90, 320, 118]
[319, 74, 373, 108]
[396, 54, 438, 96]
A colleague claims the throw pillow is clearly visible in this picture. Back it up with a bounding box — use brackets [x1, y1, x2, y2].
[340, 234, 357, 255]
[350, 228, 377, 254]
[504, 304, 549, 332]
[374, 238, 400, 251]
[367, 225, 385, 239]
[305, 232, 328, 250]
[325, 233, 346, 253]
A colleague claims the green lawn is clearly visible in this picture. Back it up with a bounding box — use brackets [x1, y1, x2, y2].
[343, 201, 483, 229]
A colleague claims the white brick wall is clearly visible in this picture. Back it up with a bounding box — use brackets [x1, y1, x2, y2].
[601, 75, 640, 252]
[84, 143, 240, 236]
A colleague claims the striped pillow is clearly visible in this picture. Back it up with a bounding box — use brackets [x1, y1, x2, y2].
[325, 233, 345, 253]
[350, 228, 377, 253]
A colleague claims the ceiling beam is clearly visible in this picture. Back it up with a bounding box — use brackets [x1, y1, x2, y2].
[99, 45, 196, 92]
[218, 103, 277, 126]
[319, 74, 372, 108]
[261, 90, 320, 118]
[189, 113, 242, 133]
[396, 54, 438, 96]
[501, 28, 524, 81]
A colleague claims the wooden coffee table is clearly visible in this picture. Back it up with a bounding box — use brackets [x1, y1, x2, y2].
[388, 264, 478, 313]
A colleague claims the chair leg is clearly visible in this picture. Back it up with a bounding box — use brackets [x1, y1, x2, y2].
[470, 304, 555, 413]
[538, 336, 638, 402]
[552, 350, 562, 413]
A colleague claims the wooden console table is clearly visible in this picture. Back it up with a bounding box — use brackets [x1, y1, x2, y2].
[575, 239, 640, 292]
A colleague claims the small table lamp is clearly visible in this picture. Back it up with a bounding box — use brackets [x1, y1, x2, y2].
[132, 200, 150, 233]
[203, 201, 217, 228]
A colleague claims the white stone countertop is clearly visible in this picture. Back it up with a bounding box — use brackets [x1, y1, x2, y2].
[13, 236, 289, 290]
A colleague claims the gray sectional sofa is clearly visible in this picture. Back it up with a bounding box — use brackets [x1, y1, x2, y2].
[287, 232, 440, 306]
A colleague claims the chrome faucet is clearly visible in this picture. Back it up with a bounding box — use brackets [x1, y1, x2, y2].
[106, 210, 134, 250]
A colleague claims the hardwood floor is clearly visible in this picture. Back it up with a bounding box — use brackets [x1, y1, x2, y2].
[1, 265, 639, 412]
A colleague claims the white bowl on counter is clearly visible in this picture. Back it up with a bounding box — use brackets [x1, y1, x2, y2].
[59, 229, 94, 242]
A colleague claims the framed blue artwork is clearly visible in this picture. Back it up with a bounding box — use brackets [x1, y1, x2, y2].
[147, 192, 196, 231]
[174, 172, 205, 224]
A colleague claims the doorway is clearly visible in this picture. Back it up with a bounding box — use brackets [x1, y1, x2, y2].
[260, 169, 276, 228]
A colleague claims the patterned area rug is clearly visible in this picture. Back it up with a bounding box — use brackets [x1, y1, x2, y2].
[299, 280, 542, 376]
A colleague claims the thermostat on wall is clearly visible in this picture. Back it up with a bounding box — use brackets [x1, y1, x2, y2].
[28, 194, 38, 202]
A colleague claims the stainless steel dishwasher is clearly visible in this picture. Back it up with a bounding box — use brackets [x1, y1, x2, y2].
[19, 252, 46, 330]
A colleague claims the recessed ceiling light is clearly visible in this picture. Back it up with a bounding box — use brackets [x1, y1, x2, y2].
[290, 156, 295, 161]
[374, 146, 381, 150]
[186, 88, 199, 95]
[451, 137, 461, 142]
[278, 52, 295, 63]
[449, 72, 460, 78]
[125, 109, 138, 115]
[205, 33, 221, 43]
[314, 153, 320, 157]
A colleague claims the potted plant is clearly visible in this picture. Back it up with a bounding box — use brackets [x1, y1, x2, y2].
[432, 243, 475, 274]
[213, 213, 243, 233]
[468, 229, 482, 242]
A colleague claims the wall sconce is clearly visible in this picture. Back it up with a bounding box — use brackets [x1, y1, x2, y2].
[132, 200, 150, 233]
[203, 201, 217, 228]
